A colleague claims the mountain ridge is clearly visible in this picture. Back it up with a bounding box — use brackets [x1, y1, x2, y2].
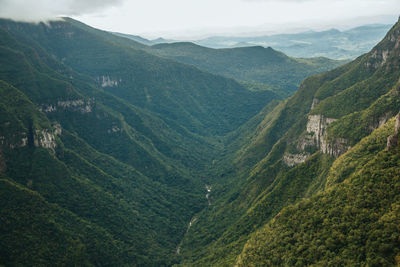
[174, 19, 400, 266]
[149, 42, 344, 96]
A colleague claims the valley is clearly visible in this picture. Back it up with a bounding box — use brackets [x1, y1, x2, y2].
[0, 14, 399, 267]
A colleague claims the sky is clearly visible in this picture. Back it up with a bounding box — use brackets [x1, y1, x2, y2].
[0, 0, 399, 39]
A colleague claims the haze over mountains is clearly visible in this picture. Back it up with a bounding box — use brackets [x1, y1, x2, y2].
[116, 24, 392, 60]
[0, 14, 400, 267]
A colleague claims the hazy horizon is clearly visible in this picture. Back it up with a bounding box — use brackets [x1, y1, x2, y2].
[0, 0, 398, 40]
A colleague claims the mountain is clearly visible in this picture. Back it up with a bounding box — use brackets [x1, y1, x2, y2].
[195, 24, 393, 59]
[111, 32, 177, 46]
[175, 19, 400, 266]
[112, 32, 154, 46]
[149, 42, 345, 96]
[0, 17, 281, 265]
[235, 20, 400, 266]
[0, 20, 208, 266]
[1, 16, 400, 267]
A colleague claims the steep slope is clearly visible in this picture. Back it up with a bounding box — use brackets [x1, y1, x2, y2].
[150, 42, 344, 96]
[0, 178, 125, 266]
[0, 76, 202, 265]
[0, 18, 268, 265]
[237, 117, 400, 266]
[1, 16, 398, 266]
[176, 19, 400, 266]
[0, 18, 276, 136]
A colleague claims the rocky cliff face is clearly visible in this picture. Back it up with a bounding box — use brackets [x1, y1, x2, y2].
[41, 99, 94, 114]
[0, 124, 61, 152]
[368, 111, 394, 131]
[284, 114, 351, 167]
[387, 112, 400, 151]
[283, 152, 309, 167]
[306, 114, 351, 158]
[365, 22, 400, 70]
[98, 76, 121, 88]
[306, 115, 336, 147]
[0, 134, 28, 149]
[320, 137, 351, 158]
[365, 49, 390, 69]
[33, 124, 61, 151]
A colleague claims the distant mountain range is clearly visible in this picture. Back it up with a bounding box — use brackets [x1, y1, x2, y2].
[114, 24, 392, 60]
[112, 32, 176, 46]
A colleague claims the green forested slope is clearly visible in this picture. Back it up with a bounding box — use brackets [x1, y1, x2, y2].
[237, 119, 400, 266]
[0, 79, 203, 265]
[0, 16, 399, 267]
[150, 42, 345, 97]
[0, 18, 277, 136]
[0, 178, 125, 266]
[0, 18, 249, 265]
[175, 20, 400, 266]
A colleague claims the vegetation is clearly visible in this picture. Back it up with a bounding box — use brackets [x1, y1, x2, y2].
[174, 20, 400, 266]
[150, 42, 345, 97]
[0, 16, 399, 267]
[237, 120, 400, 266]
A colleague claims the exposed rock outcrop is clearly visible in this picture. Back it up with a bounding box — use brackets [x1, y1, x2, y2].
[387, 112, 400, 151]
[283, 152, 309, 167]
[321, 137, 351, 158]
[296, 134, 316, 151]
[98, 76, 121, 88]
[41, 98, 94, 114]
[369, 112, 394, 131]
[33, 124, 62, 152]
[107, 125, 121, 134]
[306, 114, 352, 157]
[306, 115, 336, 147]
[34, 130, 56, 149]
[310, 98, 319, 110]
[1, 134, 28, 149]
[365, 24, 400, 70]
[387, 134, 398, 151]
[286, 114, 351, 167]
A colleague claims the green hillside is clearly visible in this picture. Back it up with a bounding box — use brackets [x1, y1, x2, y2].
[237, 117, 400, 266]
[0, 18, 277, 136]
[0, 16, 399, 267]
[0, 18, 251, 265]
[150, 42, 345, 97]
[175, 20, 400, 266]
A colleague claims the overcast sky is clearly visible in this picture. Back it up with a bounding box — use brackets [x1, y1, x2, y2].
[0, 0, 399, 39]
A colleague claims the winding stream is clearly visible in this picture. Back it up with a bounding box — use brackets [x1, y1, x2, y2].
[176, 184, 212, 254]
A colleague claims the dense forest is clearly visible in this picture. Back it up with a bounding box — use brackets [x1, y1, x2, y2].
[0, 16, 399, 266]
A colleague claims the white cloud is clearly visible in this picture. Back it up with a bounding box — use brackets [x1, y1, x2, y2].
[0, 0, 123, 21]
[241, 0, 386, 2]
[0, 0, 398, 37]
